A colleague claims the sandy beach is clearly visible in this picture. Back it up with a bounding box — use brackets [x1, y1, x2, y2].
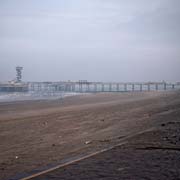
[0, 91, 180, 180]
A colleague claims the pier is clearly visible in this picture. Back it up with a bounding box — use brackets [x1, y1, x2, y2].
[0, 81, 179, 93]
[28, 81, 180, 93]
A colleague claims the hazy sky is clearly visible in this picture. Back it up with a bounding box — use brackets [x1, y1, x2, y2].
[0, 0, 180, 82]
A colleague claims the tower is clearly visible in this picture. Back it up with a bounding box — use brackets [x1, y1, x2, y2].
[16, 66, 23, 83]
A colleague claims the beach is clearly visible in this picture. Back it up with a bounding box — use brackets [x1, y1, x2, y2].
[0, 91, 180, 180]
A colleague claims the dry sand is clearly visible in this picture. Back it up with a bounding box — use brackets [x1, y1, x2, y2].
[0, 91, 180, 180]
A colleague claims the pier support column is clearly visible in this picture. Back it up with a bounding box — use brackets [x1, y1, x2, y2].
[38, 83, 41, 91]
[87, 83, 90, 92]
[132, 84, 135, 91]
[94, 83, 97, 92]
[55, 85, 58, 92]
[33, 83, 35, 91]
[164, 83, 167, 90]
[72, 84, 75, 92]
[124, 84, 127, 92]
[80, 83, 83, 92]
[109, 83, 112, 92]
[140, 84, 142, 92]
[79, 83, 82, 92]
[117, 84, 120, 92]
[155, 84, 158, 91]
[31, 83, 34, 91]
[102, 84, 104, 92]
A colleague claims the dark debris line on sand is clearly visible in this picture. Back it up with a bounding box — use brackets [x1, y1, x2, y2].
[32, 120, 180, 180]
[136, 146, 180, 151]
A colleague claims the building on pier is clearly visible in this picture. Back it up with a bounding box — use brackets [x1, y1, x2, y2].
[0, 66, 28, 92]
[0, 82, 28, 92]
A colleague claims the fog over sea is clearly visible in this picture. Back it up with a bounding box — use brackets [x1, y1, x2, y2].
[0, 92, 80, 103]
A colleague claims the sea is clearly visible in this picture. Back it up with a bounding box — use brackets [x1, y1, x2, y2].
[0, 92, 80, 103]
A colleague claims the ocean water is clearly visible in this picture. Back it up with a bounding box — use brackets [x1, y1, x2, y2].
[0, 92, 80, 103]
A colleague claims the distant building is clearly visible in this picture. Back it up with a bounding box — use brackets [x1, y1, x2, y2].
[16, 66, 23, 83]
[0, 67, 28, 92]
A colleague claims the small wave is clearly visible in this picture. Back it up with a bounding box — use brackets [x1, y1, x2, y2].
[0, 92, 80, 102]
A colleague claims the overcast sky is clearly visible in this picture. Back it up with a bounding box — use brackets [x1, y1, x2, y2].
[0, 0, 179, 82]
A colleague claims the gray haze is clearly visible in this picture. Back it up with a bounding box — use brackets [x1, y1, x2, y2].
[0, 0, 180, 82]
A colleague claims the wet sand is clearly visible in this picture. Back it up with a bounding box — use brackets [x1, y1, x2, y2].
[0, 91, 180, 180]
